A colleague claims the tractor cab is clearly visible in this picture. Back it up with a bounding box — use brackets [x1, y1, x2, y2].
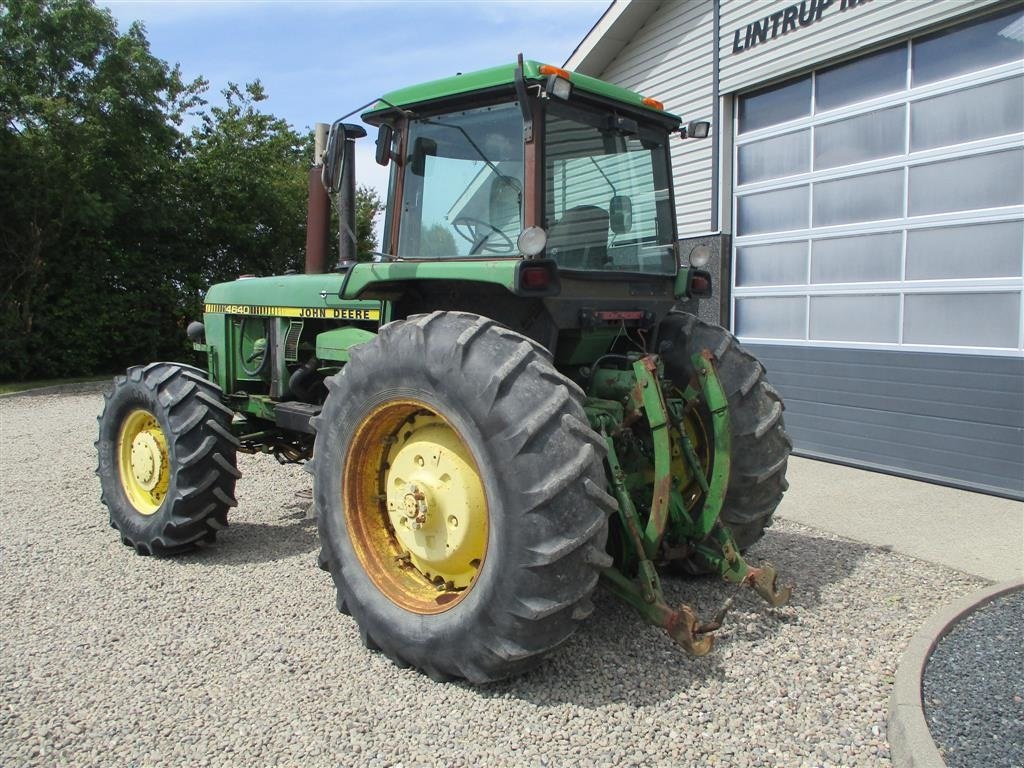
[342, 59, 690, 279]
[313, 58, 712, 360]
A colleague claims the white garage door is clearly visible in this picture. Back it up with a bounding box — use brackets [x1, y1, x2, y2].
[729, 6, 1024, 497]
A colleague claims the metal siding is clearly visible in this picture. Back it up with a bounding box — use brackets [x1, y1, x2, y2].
[719, 0, 1008, 94]
[597, 0, 717, 236]
[748, 344, 1024, 498]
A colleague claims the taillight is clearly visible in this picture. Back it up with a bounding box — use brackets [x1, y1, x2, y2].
[689, 270, 713, 298]
[515, 260, 560, 295]
[521, 266, 551, 290]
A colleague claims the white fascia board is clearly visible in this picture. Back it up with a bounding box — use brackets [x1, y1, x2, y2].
[565, 0, 662, 75]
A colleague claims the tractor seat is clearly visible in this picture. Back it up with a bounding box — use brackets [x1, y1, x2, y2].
[547, 205, 610, 269]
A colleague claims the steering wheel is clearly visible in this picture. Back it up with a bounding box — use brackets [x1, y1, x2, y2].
[451, 216, 515, 255]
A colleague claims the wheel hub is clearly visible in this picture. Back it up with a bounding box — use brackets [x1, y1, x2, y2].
[384, 420, 487, 589]
[130, 431, 163, 490]
[117, 409, 170, 516]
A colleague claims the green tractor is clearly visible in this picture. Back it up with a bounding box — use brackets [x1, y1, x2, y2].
[96, 57, 792, 683]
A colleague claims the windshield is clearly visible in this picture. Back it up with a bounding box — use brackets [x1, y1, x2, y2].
[544, 102, 676, 275]
[397, 103, 524, 258]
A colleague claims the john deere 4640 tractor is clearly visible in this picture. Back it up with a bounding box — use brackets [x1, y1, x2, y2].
[97, 57, 792, 683]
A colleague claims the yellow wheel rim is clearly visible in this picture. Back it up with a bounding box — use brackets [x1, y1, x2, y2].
[344, 401, 489, 615]
[117, 409, 170, 515]
[672, 409, 712, 511]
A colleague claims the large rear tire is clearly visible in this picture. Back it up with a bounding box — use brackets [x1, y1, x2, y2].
[96, 362, 240, 555]
[659, 312, 791, 563]
[312, 311, 615, 683]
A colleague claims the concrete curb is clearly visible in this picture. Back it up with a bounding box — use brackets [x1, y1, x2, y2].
[888, 577, 1024, 768]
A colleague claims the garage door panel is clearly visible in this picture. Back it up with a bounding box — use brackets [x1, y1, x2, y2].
[910, 75, 1024, 151]
[811, 233, 902, 284]
[751, 344, 1024, 389]
[903, 292, 1021, 348]
[751, 346, 1024, 426]
[906, 221, 1023, 280]
[746, 343, 1024, 497]
[908, 149, 1024, 216]
[789, 406, 1023, 474]
[790, 441, 1022, 499]
[765, 379, 1022, 429]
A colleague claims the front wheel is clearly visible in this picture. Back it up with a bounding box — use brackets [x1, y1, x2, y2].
[96, 362, 240, 555]
[312, 311, 616, 683]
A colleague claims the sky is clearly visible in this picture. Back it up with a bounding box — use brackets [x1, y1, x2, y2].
[101, 0, 609, 196]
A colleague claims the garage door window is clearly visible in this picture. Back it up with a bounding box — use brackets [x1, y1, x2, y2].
[732, 6, 1024, 355]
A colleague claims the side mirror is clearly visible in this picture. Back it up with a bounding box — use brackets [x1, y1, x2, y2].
[680, 120, 711, 139]
[609, 195, 633, 234]
[410, 136, 437, 177]
[322, 121, 347, 193]
[375, 124, 394, 167]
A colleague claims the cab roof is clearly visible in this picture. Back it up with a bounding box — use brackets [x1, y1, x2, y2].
[361, 59, 681, 125]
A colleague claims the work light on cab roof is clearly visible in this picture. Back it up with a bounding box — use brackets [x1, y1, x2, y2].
[96, 53, 793, 685]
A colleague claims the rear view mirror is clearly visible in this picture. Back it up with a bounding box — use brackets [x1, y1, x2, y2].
[321, 122, 347, 193]
[375, 124, 394, 167]
[609, 195, 633, 234]
[410, 137, 437, 177]
[680, 120, 711, 139]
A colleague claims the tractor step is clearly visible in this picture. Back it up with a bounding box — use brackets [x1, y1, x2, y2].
[275, 401, 321, 434]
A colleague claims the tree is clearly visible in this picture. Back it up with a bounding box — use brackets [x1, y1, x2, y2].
[0, 0, 358, 381]
[355, 184, 385, 260]
[175, 81, 308, 315]
[0, 0, 200, 379]
[419, 224, 457, 257]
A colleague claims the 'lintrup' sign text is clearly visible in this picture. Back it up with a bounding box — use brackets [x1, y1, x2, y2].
[731, 0, 873, 54]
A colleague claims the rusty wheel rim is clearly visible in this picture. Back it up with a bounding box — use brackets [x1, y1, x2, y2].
[343, 400, 489, 615]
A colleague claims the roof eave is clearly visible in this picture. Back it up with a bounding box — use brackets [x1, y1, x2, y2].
[564, 0, 663, 76]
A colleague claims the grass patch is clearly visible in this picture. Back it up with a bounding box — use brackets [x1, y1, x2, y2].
[0, 374, 112, 395]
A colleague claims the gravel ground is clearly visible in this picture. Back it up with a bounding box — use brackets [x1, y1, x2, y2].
[1, 384, 986, 768]
[924, 589, 1024, 768]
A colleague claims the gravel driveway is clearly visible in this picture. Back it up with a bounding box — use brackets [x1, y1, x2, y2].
[1, 384, 984, 767]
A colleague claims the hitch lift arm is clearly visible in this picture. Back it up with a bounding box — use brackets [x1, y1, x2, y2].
[586, 352, 792, 656]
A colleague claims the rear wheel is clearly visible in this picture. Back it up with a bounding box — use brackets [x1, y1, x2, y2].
[312, 311, 615, 683]
[96, 362, 240, 555]
[659, 312, 791, 566]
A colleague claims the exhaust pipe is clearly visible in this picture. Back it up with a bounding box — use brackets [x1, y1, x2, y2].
[305, 123, 330, 275]
[336, 124, 366, 265]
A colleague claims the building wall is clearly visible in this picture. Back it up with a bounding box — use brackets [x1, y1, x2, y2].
[599, 0, 717, 236]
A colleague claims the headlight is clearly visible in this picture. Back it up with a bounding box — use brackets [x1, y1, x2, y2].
[688, 245, 712, 268]
[517, 226, 548, 257]
[545, 75, 572, 100]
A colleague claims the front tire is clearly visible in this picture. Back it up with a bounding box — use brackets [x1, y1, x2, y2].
[96, 362, 240, 555]
[312, 311, 615, 683]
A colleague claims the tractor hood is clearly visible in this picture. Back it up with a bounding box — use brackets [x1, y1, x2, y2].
[201, 260, 560, 317]
[203, 273, 380, 320]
